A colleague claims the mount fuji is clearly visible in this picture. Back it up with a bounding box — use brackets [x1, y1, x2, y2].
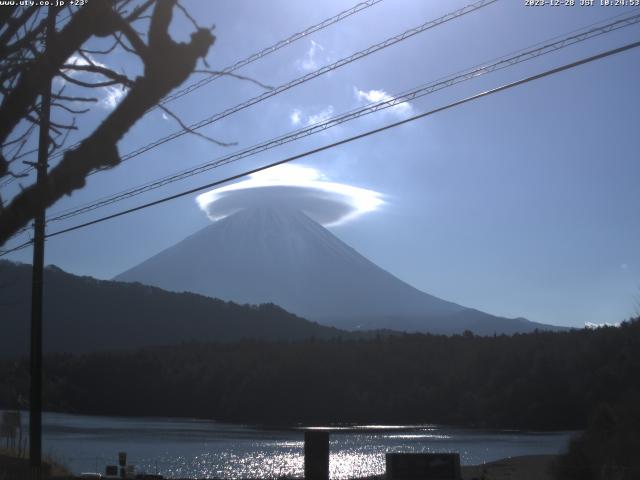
[115, 207, 561, 335]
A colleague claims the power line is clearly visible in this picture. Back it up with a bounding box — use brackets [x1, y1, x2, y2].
[41, 11, 640, 226]
[1, 37, 634, 256]
[108, 0, 497, 167]
[3, 0, 501, 244]
[3, 0, 498, 218]
[159, 0, 385, 106]
[0, 238, 33, 257]
[0, 0, 386, 188]
[14, 0, 496, 182]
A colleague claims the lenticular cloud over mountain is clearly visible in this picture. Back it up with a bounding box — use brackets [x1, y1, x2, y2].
[196, 164, 385, 226]
[117, 162, 564, 335]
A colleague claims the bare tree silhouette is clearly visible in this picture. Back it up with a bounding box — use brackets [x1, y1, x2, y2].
[0, 0, 221, 246]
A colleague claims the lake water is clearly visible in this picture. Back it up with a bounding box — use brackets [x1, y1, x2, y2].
[17, 411, 574, 478]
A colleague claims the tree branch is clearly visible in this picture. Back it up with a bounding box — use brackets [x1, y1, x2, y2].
[51, 94, 99, 103]
[0, 1, 120, 145]
[57, 71, 124, 89]
[0, 0, 216, 246]
[52, 102, 91, 115]
[125, 0, 157, 22]
[60, 64, 134, 87]
[116, 18, 149, 59]
[0, 6, 38, 48]
[0, 15, 47, 58]
[192, 69, 274, 91]
[157, 104, 236, 147]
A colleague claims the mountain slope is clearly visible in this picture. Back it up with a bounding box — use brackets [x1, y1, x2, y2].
[0, 260, 348, 357]
[116, 207, 562, 334]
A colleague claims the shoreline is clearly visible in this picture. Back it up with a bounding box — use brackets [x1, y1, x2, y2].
[1, 451, 558, 480]
[1, 408, 580, 434]
[461, 454, 557, 480]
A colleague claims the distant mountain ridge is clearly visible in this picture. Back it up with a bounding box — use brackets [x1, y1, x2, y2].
[0, 260, 349, 357]
[116, 207, 564, 335]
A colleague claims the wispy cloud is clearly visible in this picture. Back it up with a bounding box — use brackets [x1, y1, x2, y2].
[307, 105, 334, 125]
[297, 40, 325, 72]
[354, 87, 413, 117]
[102, 86, 127, 110]
[290, 109, 302, 126]
[61, 53, 127, 110]
[288, 106, 335, 127]
[64, 53, 107, 70]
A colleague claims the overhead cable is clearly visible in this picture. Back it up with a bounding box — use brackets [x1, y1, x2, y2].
[0, 0, 386, 187]
[1, 37, 635, 257]
[43, 11, 640, 225]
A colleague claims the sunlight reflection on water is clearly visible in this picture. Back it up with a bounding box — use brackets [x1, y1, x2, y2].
[154, 449, 305, 479]
[29, 412, 575, 478]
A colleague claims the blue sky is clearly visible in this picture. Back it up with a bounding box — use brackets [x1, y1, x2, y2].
[2, 0, 639, 327]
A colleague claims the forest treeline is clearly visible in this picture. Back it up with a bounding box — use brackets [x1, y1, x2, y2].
[553, 394, 640, 479]
[1, 318, 639, 430]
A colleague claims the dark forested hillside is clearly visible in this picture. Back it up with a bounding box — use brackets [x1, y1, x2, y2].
[1, 319, 638, 430]
[0, 260, 348, 357]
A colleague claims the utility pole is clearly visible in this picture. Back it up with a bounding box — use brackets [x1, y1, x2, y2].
[30, 5, 55, 470]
